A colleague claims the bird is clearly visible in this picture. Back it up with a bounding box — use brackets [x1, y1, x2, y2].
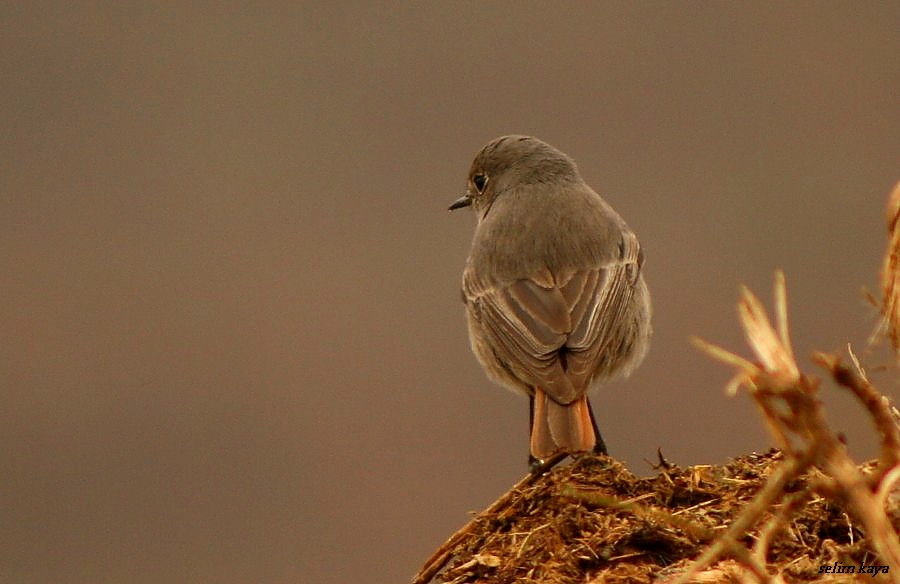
[449, 135, 651, 469]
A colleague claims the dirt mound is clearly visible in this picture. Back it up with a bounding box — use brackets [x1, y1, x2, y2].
[416, 450, 895, 583]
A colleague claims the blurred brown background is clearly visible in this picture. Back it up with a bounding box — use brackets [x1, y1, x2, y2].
[2, 4, 898, 583]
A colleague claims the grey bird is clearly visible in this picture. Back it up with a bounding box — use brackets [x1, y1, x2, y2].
[450, 135, 651, 468]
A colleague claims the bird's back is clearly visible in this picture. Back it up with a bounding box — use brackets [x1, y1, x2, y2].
[465, 181, 633, 289]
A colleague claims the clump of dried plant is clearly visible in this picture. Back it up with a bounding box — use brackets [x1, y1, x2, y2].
[687, 269, 900, 583]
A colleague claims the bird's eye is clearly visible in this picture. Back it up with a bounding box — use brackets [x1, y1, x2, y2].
[472, 173, 488, 193]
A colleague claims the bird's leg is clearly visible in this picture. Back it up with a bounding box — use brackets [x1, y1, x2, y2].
[528, 393, 540, 469]
[529, 450, 568, 475]
[587, 397, 608, 455]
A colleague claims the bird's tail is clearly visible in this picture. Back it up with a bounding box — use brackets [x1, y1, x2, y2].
[530, 387, 596, 460]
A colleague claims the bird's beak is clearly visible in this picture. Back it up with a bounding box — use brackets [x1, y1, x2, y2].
[448, 194, 472, 211]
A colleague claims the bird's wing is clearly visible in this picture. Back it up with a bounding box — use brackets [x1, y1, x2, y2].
[464, 265, 576, 402]
[463, 231, 643, 404]
[562, 231, 644, 392]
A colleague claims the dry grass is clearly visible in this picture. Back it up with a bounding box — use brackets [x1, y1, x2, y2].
[414, 183, 900, 584]
[878, 181, 900, 358]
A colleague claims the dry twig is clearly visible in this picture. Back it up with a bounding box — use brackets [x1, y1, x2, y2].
[695, 272, 900, 583]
